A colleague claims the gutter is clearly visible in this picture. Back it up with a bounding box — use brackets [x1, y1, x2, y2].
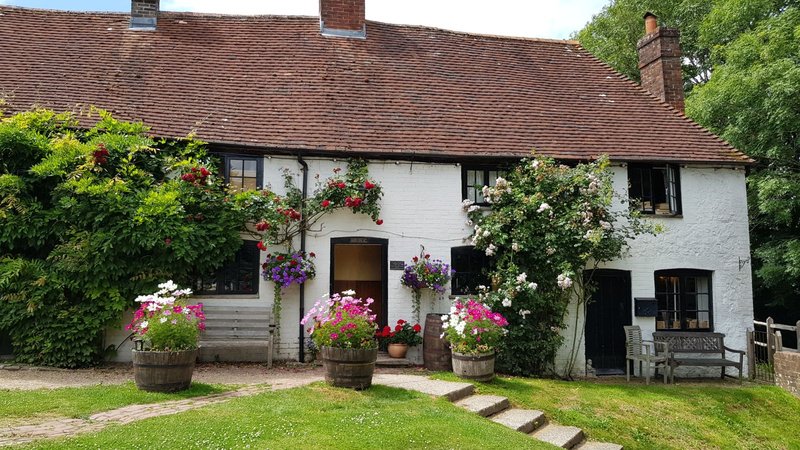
[297, 156, 309, 363]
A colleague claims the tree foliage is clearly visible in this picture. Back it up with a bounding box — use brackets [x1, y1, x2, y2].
[0, 109, 246, 367]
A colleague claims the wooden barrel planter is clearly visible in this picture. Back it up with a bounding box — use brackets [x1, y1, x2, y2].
[452, 351, 495, 382]
[423, 313, 452, 371]
[320, 346, 378, 390]
[132, 349, 198, 392]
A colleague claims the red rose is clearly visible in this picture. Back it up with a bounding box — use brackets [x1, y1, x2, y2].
[277, 255, 284, 261]
[256, 221, 270, 231]
[397, 319, 406, 325]
[309, 252, 316, 258]
[395, 324, 402, 332]
[412, 256, 419, 262]
[375, 219, 383, 225]
[344, 196, 353, 207]
[364, 180, 375, 190]
[257, 241, 267, 251]
[413, 324, 421, 333]
[337, 182, 346, 189]
[321, 199, 331, 208]
[200, 167, 210, 177]
[425, 254, 430, 259]
[191, 167, 198, 173]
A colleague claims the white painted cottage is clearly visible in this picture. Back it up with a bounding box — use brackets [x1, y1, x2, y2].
[0, 1, 753, 376]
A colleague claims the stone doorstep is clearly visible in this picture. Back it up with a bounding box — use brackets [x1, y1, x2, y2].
[531, 424, 585, 449]
[455, 395, 510, 417]
[489, 408, 545, 434]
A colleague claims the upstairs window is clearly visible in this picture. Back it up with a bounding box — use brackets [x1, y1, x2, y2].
[655, 270, 712, 331]
[225, 155, 262, 192]
[195, 241, 260, 295]
[628, 164, 681, 215]
[463, 166, 507, 206]
[451, 246, 492, 295]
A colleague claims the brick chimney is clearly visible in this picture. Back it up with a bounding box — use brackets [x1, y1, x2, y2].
[130, 0, 159, 30]
[320, 0, 366, 38]
[637, 12, 684, 112]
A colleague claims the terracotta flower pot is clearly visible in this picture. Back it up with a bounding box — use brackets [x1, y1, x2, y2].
[132, 348, 198, 392]
[387, 343, 409, 358]
[452, 350, 495, 382]
[321, 346, 378, 390]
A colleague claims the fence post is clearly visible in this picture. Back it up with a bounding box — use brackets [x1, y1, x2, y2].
[746, 329, 755, 380]
[776, 331, 783, 352]
[767, 317, 775, 367]
[796, 320, 800, 350]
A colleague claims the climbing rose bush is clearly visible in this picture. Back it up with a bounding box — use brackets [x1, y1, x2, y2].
[301, 291, 378, 349]
[441, 299, 508, 354]
[127, 281, 205, 351]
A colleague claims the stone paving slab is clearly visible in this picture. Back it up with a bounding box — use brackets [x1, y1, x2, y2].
[372, 374, 475, 401]
[574, 442, 623, 450]
[455, 395, 510, 417]
[532, 424, 585, 449]
[490, 408, 545, 433]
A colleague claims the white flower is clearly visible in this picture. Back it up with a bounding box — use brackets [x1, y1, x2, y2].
[519, 309, 531, 319]
[441, 314, 450, 322]
[477, 285, 487, 291]
[465, 219, 473, 226]
[342, 289, 356, 296]
[531, 159, 541, 169]
[160, 317, 168, 323]
[511, 242, 520, 252]
[135, 294, 155, 303]
[485, 244, 497, 256]
[461, 199, 475, 211]
[502, 297, 512, 307]
[482, 230, 490, 237]
[158, 280, 178, 292]
[557, 273, 573, 290]
[146, 303, 160, 312]
[537, 203, 551, 213]
[600, 220, 611, 230]
[528, 282, 538, 291]
[546, 247, 556, 255]
[516, 272, 528, 284]
[140, 320, 149, 329]
[468, 205, 480, 213]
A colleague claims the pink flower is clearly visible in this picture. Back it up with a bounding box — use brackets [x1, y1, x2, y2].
[330, 333, 340, 340]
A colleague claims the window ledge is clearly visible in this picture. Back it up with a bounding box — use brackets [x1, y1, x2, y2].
[641, 213, 683, 219]
[193, 294, 260, 299]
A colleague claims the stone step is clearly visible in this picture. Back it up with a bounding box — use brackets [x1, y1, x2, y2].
[531, 424, 585, 449]
[574, 441, 623, 450]
[376, 353, 413, 367]
[454, 395, 510, 417]
[371, 374, 475, 402]
[490, 408, 546, 433]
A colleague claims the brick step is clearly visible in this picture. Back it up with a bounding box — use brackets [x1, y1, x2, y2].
[489, 408, 545, 433]
[454, 394, 510, 417]
[574, 441, 623, 450]
[531, 423, 585, 449]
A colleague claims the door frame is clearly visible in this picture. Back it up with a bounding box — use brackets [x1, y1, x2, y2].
[330, 237, 389, 327]
[584, 269, 632, 373]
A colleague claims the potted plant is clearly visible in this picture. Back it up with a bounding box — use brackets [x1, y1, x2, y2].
[301, 290, 378, 389]
[126, 281, 205, 392]
[400, 248, 453, 321]
[441, 299, 508, 381]
[377, 319, 422, 358]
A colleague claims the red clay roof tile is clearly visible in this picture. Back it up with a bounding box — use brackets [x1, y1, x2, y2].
[0, 6, 751, 164]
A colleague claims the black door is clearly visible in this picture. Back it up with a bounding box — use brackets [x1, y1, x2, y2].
[584, 270, 631, 375]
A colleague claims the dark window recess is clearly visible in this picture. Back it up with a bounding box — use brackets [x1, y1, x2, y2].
[462, 166, 508, 206]
[655, 270, 712, 331]
[451, 246, 491, 295]
[195, 241, 260, 295]
[628, 164, 681, 215]
[224, 155, 262, 192]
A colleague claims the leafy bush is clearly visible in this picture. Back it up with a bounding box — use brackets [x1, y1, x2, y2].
[301, 291, 378, 349]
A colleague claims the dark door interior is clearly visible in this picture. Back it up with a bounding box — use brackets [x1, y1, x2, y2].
[330, 238, 388, 328]
[585, 270, 632, 375]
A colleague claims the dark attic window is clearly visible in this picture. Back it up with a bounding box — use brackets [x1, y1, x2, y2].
[628, 163, 681, 215]
[195, 241, 260, 295]
[451, 246, 492, 296]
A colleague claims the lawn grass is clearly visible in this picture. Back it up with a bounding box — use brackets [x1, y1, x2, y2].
[21, 383, 553, 450]
[432, 373, 800, 450]
[0, 382, 230, 427]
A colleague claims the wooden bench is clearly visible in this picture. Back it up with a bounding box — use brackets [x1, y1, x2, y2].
[653, 331, 745, 383]
[199, 305, 275, 368]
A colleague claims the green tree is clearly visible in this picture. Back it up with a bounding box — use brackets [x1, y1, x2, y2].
[0, 109, 246, 367]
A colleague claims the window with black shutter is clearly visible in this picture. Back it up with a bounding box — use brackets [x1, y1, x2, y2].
[195, 241, 260, 295]
[451, 246, 491, 295]
[224, 155, 262, 192]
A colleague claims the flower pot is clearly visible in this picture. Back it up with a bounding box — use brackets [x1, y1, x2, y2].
[321, 346, 378, 390]
[387, 343, 409, 358]
[132, 348, 197, 392]
[452, 350, 495, 382]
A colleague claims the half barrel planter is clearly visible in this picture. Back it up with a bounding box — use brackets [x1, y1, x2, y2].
[452, 351, 495, 382]
[320, 346, 378, 390]
[132, 349, 198, 392]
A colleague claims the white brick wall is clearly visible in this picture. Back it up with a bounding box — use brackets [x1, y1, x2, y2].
[108, 158, 753, 374]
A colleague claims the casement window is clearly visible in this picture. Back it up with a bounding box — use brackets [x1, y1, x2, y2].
[451, 246, 492, 295]
[462, 166, 508, 206]
[195, 241, 260, 295]
[655, 270, 712, 331]
[224, 155, 262, 191]
[628, 164, 681, 215]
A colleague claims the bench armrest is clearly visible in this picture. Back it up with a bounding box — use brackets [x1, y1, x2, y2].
[724, 346, 745, 355]
[643, 339, 670, 355]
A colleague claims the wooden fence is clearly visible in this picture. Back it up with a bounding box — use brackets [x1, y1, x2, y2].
[747, 318, 800, 383]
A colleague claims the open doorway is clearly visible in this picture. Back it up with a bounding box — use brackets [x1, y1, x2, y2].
[330, 237, 388, 328]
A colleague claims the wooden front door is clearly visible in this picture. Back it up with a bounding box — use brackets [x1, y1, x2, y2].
[584, 270, 632, 375]
[330, 238, 388, 328]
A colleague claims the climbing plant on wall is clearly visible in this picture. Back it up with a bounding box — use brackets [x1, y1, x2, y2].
[465, 155, 659, 377]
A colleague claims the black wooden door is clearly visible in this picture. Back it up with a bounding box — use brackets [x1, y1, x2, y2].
[585, 270, 631, 374]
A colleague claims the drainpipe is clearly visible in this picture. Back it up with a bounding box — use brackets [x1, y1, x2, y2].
[298, 156, 309, 363]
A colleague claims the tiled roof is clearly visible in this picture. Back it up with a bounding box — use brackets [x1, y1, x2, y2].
[0, 6, 750, 164]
